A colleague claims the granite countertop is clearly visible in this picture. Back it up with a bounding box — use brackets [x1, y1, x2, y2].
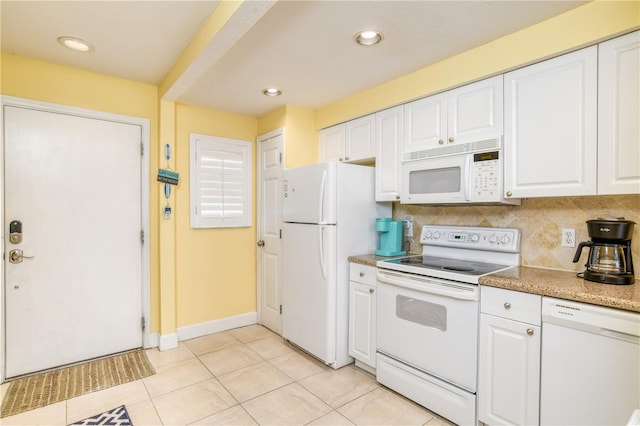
[480, 266, 640, 313]
[348, 254, 640, 313]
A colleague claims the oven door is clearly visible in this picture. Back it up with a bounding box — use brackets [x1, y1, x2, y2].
[401, 154, 471, 204]
[376, 269, 479, 392]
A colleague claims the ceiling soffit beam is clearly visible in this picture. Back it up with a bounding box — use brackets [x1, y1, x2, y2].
[160, 0, 276, 101]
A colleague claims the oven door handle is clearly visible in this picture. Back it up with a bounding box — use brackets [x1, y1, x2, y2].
[377, 271, 479, 301]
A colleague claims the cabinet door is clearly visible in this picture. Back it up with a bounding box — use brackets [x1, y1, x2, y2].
[403, 92, 447, 154]
[448, 75, 503, 145]
[375, 106, 404, 201]
[504, 46, 597, 198]
[319, 124, 345, 163]
[345, 114, 375, 162]
[478, 314, 541, 426]
[348, 281, 376, 368]
[598, 31, 640, 195]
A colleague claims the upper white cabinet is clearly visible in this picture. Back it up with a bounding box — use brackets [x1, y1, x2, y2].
[504, 46, 598, 198]
[598, 31, 640, 195]
[375, 106, 404, 202]
[319, 123, 345, 163]
[403, 75, 503, 156]
[346, 114, 376, 162]
[319, 115, 375, 163]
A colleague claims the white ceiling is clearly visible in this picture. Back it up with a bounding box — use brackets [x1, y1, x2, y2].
[1, 1, 587, 118]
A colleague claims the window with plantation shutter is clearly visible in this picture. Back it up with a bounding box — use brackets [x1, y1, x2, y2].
[190, 133, 252, 228]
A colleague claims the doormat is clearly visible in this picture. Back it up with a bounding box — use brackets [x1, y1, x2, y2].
[69, 404, 133, 426]
[0, 350, 154, 419]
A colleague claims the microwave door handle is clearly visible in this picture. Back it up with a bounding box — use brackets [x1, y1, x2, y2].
[463, 155, 472, 201]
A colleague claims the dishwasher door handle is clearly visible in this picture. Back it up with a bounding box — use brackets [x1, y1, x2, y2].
[601, 328, 640, 345]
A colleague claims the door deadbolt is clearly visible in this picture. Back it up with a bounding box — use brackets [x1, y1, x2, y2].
[9, 220, 22, 244]
[9, 249, 33, 264]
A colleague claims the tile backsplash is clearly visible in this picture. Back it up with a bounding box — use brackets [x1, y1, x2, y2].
[393, 194, 640, 273]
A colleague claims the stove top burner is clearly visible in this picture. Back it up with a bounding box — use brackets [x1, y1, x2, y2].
[382, 255, 510, 278]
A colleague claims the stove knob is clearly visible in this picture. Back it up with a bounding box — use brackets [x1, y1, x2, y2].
[489, 234, 498, 244]
[500, 234, 511, 244]
[433, 231, 441, 239]
[470, 233, 480, 242]
[424, 231, 433, 239]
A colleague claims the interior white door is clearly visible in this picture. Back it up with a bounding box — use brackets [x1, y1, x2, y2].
[4, 105, 143, 378]
[257, 130, 283, 334]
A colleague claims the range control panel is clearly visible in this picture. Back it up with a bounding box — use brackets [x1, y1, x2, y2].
[419, 225, 521, 253]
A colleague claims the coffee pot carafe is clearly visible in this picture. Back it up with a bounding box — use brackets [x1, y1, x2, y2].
[573, 219, 635, 285]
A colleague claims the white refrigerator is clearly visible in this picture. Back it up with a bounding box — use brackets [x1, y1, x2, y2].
[282, 162, 390, 368]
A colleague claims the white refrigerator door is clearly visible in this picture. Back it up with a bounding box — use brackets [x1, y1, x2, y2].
[282, 222, 337, 365]
[283, 163, 336, 224]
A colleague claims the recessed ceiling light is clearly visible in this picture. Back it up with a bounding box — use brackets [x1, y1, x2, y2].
[262, 88, 282, 97]
[58, 36, 94, 52]
[354, 30, 383, 46]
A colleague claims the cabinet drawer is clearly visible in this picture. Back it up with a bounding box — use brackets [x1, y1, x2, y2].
[481, 286, 541, 326]
[349, 263, 376, 286]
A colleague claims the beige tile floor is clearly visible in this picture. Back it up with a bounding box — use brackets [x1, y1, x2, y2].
[0, 325, 455, 425]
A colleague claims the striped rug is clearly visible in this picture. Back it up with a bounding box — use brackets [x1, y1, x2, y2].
[1, 350, 155, 418]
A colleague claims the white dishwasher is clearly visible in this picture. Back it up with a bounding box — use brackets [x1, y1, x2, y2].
[541, 297, 640, 425]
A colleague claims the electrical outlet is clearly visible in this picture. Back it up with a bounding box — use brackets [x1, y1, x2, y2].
[405, 221, 413, 237]
[404, 215, 414, 237]
[562, 228, 576, 248]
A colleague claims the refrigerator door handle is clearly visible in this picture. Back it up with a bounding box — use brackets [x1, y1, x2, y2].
[318, 169, 327, 224]
[319, 225, 327, 279]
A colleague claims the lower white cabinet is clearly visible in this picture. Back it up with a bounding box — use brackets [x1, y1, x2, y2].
[348, 263, 376, 372]
[479, 286, 541, 426]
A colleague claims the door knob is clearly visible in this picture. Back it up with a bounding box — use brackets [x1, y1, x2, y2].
[9, 249, 33, 264]
[257, 240, 265, 247]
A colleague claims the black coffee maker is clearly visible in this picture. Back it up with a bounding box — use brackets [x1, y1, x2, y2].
[572, 218, 636, 285]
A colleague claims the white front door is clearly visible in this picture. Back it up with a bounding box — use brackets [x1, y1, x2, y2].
[3, 105, 143, 378]
[257, 130, 283, 334]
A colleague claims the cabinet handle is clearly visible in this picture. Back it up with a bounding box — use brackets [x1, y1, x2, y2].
[504, 302, 511, 310]
[345, 157, 349, 161]
[339, 158, 343, 161]
[395, 195, 400, 200]
[438, 139, 444, 145]
[506, 191, 513, 197]
[526, 328, 534, 336]
[359, 272, 365, 277]
[369, 288, 374, 294]
[448, 137, 454, 143]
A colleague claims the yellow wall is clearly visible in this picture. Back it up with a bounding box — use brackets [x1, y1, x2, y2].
[282, 105, 317, 168]
[2, 0, 638, 338]
[257, 105, 318, 168]
[0, 53, 162, 331]
[257, 105, 286, 135]
[174, 104, 258, 326]
[315, 1, 640, 129]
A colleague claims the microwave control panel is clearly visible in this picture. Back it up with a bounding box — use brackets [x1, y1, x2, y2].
[471, 151, 500, 202]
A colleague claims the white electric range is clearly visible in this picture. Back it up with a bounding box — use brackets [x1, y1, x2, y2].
[375, 225, 521, 426]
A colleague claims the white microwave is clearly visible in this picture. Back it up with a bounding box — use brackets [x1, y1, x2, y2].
[401, 139, 520, 205]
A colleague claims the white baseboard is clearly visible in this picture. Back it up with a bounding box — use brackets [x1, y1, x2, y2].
[159, 333, 178, 351]
[176, 312, 258, 342]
